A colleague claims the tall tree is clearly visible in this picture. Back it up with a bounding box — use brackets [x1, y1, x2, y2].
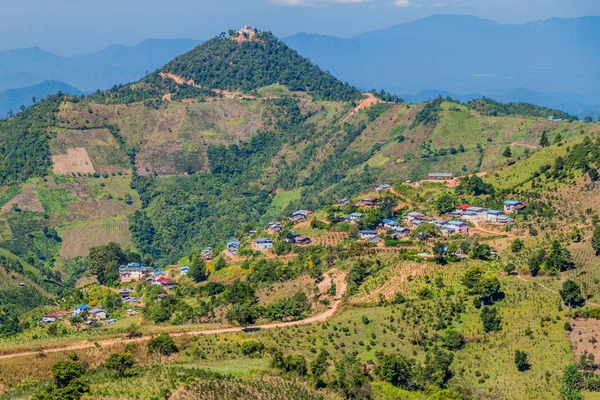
[540, 131, 550, 147]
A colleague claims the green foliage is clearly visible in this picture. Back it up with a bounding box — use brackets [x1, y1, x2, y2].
[455, 175, 495, 196]
[480, 306, 502, 332]
[147, 333, 178, 356]
[51, 361, 85, 388]
[514, 350, 530, 372]
[104, 352, 135, 377]
[466, 98, 575, 120]
[560, 280, 585, 308]
[162, 32, 361, 101]
[503, 146, 512, 158]
[271, 351, 308, 377]
[433, 191, 455, 214]
[86, 242, 128, 285]
[592, 225, 600, 256]
[264, 292, 310, 321]
[188, 255, 207, 282]
[560, 364, 583, 400]
[411, 96, 443, 128]
[471, 243, 492, 260]
[227, 302, 261, 328]
[443, 330, 465, 351]
[511, 239, 524, 253]
[376, 353, 418, 390]
[412, 222, 440, 241]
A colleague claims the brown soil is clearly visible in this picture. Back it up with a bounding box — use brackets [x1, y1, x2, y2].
[1, 189, 44, 213]
[343, 93, 383, 122]
[51, 148, 95, 175]
[570, 318, 600, 364]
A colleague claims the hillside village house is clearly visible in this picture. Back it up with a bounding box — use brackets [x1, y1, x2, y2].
[202, 247, 213, 260]
[382, 219, 401, 230]
[375, 184, 391, 191]
[90, 308, 107, 320]
[154, 269, 166, 277]
[118, 288, 134, 299]
[486, 210, 505, 222]
[444, 220, 469, 234]
[153, 277, 179, 290]
[227, 240, 241, 254]
[337, 198, 350, 206]
[362, 197, 378, 207]
[180, 266, 190, 276]
[359, 230, 379, 240]
[119, 262, 150, 282]
[405, 212, 425, 222]
[42, 310, 68, 324]
[391, 228, 411, 238]
[503, 200, 525, 213]
[256, 237, 274, 250]
[428, 172, 453, 180]
[73, 304, 90, 317]
[267, 222, 282, 233]
[349, 212, 365, 222]
[466, 207, 488, 220]
[294, 235, 312, 245]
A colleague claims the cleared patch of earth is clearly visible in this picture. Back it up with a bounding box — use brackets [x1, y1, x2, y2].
[1, 189, 44, 213]
[52, 148, 95, 175]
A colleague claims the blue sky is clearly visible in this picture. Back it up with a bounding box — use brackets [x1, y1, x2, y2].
[2, 0, 599, 55]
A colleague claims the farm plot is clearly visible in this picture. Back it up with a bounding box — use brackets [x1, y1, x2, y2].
[51, 148, 95, 175]
[59, 216, 132, 258]
[0, 188, 43, 213]
[313, 232, 348, 246]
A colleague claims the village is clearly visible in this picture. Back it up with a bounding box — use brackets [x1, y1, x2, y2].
[39, 173, 525, 328]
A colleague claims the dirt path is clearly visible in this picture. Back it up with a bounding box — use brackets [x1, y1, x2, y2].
[0, 270, 347, 361]
[515, 274, 600, 307]
[342, 93, 383, 122]
[510, 141, 537, 150]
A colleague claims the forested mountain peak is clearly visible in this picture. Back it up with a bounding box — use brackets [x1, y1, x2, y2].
[159, 30, 361, 101]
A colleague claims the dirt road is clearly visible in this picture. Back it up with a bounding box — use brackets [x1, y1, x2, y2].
[0, 269, 347, 361]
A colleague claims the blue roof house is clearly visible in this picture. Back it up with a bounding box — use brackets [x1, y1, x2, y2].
[227, 239, 241, 254]
[74, 304, 90, 317]
[256, 237, 274, 250]
[180, 266, 190, 276]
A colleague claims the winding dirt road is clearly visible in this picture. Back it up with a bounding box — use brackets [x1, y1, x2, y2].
[0, 269, 347, 361]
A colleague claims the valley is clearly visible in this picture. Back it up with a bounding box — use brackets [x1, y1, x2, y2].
[0, 28, 599, 400]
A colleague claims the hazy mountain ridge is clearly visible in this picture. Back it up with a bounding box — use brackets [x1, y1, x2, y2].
[283, 15, 600, 116]
[0, 38, 203, 92]
[0, 80, 83, 118]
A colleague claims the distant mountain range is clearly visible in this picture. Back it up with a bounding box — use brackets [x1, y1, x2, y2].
[1, 15, 599, 118]
[283, 14, 600, 118]
[0, 38, 203, 93]
[0, 81, 83, 118]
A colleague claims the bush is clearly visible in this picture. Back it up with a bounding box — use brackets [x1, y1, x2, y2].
[147, 333, 178, 356]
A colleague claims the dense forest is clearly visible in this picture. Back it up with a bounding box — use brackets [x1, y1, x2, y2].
[162, 32, 362, 101]
[466, 98, 576, 120]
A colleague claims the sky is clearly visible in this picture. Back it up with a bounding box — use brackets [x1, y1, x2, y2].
[1, 0, 599, 55]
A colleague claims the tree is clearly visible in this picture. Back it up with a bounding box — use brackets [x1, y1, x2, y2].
[528, 247, 545, 274]
[480, 306, 501, 332]
[433, 191, 455, 214]
[514, 350, 530, 371]
[570, 227, 582, 242]
[376, 353, 417, 390]
[227, 303, 260, 329]
[471, 243, 491, 260]
[310, 349, 330, 382]
[592, 225, 600, 256]
[560, 280, 585, 308]
[443, 330, 465, 350]
[214, 256, 227, 271]
[503, 263, 516, 275]
[333, 353, 370, 399]
[104, 352, 135, 377]
[584, 116, 593, 123]
[412, 222, 440, 241]
[503, 146, 512, 158]
[147, 333, 178, 356]
[510, 238, 524, 253]
[589, 169, 599, 182]
[561, 363, 583, 400]
[540, 131, 550, 147]
[86, 242, 127, 285]
[188, 255, 207, 282]
[51, 361, 85, 388]
[546, 241, 574, 273]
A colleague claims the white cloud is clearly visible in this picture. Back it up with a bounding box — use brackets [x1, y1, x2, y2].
[268, 0, 370, 7]
[395, 0, 413, 7]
